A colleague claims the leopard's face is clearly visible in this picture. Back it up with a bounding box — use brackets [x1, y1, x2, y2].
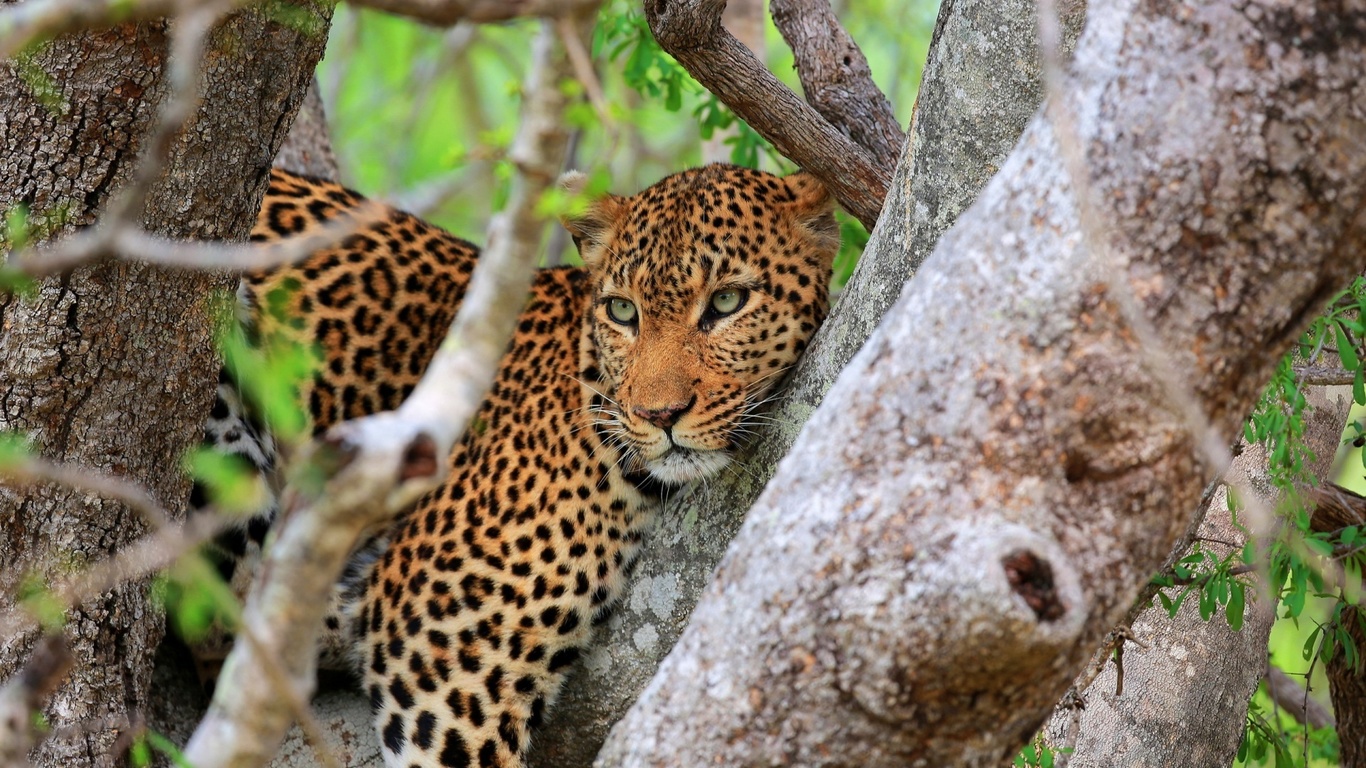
[566, 164, 839, 485]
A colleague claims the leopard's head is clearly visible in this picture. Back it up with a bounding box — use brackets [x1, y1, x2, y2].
[565, 163, 839, 486]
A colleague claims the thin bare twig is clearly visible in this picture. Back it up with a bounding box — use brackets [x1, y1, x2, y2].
[2, 456, 175, 529]
[1295, 364, 1356, 386]
[344, 0, 592, 26]
[556, 14, 609, 124]
[0, 0, 217, 60]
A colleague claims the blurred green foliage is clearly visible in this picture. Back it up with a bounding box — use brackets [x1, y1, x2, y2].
[316, 0, 937, 273]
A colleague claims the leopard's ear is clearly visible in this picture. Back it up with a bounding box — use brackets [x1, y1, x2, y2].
[781, 170, 840, 258]
[559, 171, 624, 268]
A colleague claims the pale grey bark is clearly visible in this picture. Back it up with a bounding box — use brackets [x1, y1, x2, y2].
[0, 3, 330, 766]
[594, 0, 1366, 764]
[1052, 498, 1275, 768]
[1046, 389, 1351, 767]
[530, 2, 1084, 765]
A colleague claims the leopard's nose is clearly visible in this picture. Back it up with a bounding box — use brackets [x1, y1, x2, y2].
[631, 397, 693, 429]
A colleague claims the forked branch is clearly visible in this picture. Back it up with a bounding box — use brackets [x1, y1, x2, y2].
[645, 0, 891, 229]
[769, 0, 903, 163]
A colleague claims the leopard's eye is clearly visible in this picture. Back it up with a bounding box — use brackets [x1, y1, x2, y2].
[709, 288, 745, 317]
[606, 298, 638, 325]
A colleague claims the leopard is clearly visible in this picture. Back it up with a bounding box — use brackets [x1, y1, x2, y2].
[200, 162, 840, 767]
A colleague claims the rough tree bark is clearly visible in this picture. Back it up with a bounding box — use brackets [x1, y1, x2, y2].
[1310, 480, 1366, 767]
[141, 73, 347, 765]
[769, 0, 902, 162]
[1047, 389, 1350, 766]
[1329, 611, 1366, 765]
[272, 78, 339, 182]
[0, 2, 330, 765]
[530, 1, 1086, 765]
[645, 0, 890, 228]
[594, 0, 1366, 764]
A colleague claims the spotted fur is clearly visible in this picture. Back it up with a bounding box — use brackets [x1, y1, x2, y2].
[209, 163, 838, 767]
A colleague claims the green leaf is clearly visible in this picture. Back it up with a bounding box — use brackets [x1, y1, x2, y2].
[183, 447, 264, 515]
[129, 737, 152, 768]
[1227, 582, 1245, 631]
[1199, 582, 1216, 621]
[0, 431, 32, 469]
[1339, 626, 1359, 671]
[17, 574, 66, 631]
[1304, 535, 1335, 557]
[1303, 624, 1322, 661]
[1337, 321, 1360, 370]
[0, 266, 37, 297]
[154, 560, 241, 643]
[1283, 585, 1306, 619]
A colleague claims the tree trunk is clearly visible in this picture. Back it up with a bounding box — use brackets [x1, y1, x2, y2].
[1048, 388, 1351, 766]
[594, 0, 1366, 764]
[0, 4, 330, 765]
[1329, 604, 1366, 766]
[532, 2, 1086, 766]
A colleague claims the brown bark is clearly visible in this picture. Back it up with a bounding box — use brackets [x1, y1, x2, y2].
[698, 0, 763, 164]
[0, 3, 330, 765]
[769, 0, 902, 163]
[1328, 605, 1366, 766]
[1309, 483, 1366, 766]
[645, 0, 889, 229]
[596, 0, 1366, 763]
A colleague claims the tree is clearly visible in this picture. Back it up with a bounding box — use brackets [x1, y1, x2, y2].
[591, 0, 1366, 763]
[0, 3, 329, 765]
[2, 0, 1364, 767]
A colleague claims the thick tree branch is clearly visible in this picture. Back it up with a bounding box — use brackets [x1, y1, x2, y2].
[180, 9, 595, 765]
[769, 0, 903, 163]
[645, 0, 889, 229]
[1, 1, 331, 764]
[596, 0, 1366, 763]
[0, 0, 589, 65]
[272, 78, 339, 181]
[540, 1, 1079, 763]
[1308, 481, 1366, 765]
[1265, 666, 1336, 731]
